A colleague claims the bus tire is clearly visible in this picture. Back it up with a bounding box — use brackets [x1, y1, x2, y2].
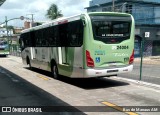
[51, 63, 59, 79]
[27, 57, 32, 69]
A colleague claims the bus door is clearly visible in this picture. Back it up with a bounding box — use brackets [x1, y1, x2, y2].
[33, 30, 43, 68]
[41, 32, 50, 70]
[59, 24, 68, 65]
[30, 31, 36, 60]
[58, 47, 67, 64]
[61, 47, 67, 64]
[31, 47, 36, 59]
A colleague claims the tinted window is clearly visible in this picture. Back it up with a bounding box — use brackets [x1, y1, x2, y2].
[68, 20, 83, 47]
[20, 33, 31, 47]
[45, 27, 57, 46]
[35, 29, 43, 46]
[20, 20, 84, 47]
[57, 20, 83, 47]
[90, 15, 131, 44]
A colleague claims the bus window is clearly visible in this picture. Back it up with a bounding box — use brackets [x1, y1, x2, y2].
[30, 31, 36, 47]
[35, 30, 43, 47]
[59, 23, 68, 47]
[44, 27, 55, 46]
[68, 20, 83, 47]
[90, 16, 131, 44]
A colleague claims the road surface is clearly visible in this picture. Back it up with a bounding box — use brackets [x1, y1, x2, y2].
[0, 56, 160, 115]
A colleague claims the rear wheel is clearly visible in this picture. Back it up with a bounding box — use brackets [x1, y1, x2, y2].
[27, 57, 32, 69]
[51, 63, 59, 79]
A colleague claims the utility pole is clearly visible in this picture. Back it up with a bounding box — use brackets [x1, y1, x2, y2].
[1, 16, 25, 53]
[27, 14, 34, 27]
[5, 16, 9, 48]
[112, 0, 115, 12]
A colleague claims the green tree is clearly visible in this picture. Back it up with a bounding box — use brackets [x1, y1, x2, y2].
[3, 25, 15, 34]
[46, 3, 63, 20]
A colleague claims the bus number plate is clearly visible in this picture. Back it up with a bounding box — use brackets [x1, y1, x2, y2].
[117, 46, 129, 50]
[107, 70, 118, 73]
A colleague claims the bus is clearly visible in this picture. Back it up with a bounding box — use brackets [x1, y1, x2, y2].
[19, 12, 135, 79]
[0, 38, 9, 56]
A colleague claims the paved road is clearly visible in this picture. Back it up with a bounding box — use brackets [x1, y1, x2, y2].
[0, 66, 84, 115]
[119, 63, 160, 85]
[1, 56, 160, 115]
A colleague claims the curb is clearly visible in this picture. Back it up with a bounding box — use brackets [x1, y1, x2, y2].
[112, 76, 160, 90]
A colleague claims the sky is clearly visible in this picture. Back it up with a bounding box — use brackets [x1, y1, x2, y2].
[0, 0, 89, 27]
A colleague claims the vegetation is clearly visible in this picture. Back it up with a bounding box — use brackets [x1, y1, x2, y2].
[46, 3, 63, 20]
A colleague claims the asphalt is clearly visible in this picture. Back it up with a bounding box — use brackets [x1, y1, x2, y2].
[1, 55, 160, 115]
[0, 66, 85, 115]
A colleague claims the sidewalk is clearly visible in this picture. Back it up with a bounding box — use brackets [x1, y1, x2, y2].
[134, 56, 160, 65]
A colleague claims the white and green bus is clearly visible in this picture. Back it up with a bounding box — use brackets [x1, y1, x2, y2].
[0, 38, 9, 56]
[19, 12, 135, 79]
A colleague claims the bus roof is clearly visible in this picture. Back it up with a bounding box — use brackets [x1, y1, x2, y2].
[21, 12, 132, 34]
[21, 13, 85, 33]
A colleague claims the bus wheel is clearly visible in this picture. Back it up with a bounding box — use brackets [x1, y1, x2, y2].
[29, 61, 32, 69]
[52, 64, 59, 79]
[27, 57, 32, 69]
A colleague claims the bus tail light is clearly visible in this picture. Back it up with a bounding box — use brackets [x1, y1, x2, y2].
[129, 50, 134, 64]
[86, 50, 94, 67]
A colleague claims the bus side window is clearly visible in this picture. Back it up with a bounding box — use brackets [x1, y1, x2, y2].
[41, 29, 47, 46]
[48, 27, 56, 47]
[53, 26, 59, 47]
[69, 20, 83, 47]
[59, 23, 68, 47]
[35, 30, 42, 47]
[30, 31, 36, 47]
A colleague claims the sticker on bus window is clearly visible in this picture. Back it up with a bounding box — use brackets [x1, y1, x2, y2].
[95, 57, 100, 63]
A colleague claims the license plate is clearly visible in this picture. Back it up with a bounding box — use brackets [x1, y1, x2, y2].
[107, 70, 118, 73]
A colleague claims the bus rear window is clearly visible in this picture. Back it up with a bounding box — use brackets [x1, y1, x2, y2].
[90, 15, 131, 44]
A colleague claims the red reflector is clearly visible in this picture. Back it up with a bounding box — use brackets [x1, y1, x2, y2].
[86, 50, 94, 67]
[129, 50, 134, 64]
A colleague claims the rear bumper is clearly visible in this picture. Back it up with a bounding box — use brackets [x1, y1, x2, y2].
[83, 65, 133, 78]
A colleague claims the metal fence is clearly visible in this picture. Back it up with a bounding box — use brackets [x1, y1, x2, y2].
[10, 44, 21, 57]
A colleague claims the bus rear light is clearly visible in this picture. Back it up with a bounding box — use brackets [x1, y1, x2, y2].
[129, 50, 134, 64]
[86, 50, 95, 68]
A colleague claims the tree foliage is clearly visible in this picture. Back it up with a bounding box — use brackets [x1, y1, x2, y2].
[46, 3, 63, 20]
